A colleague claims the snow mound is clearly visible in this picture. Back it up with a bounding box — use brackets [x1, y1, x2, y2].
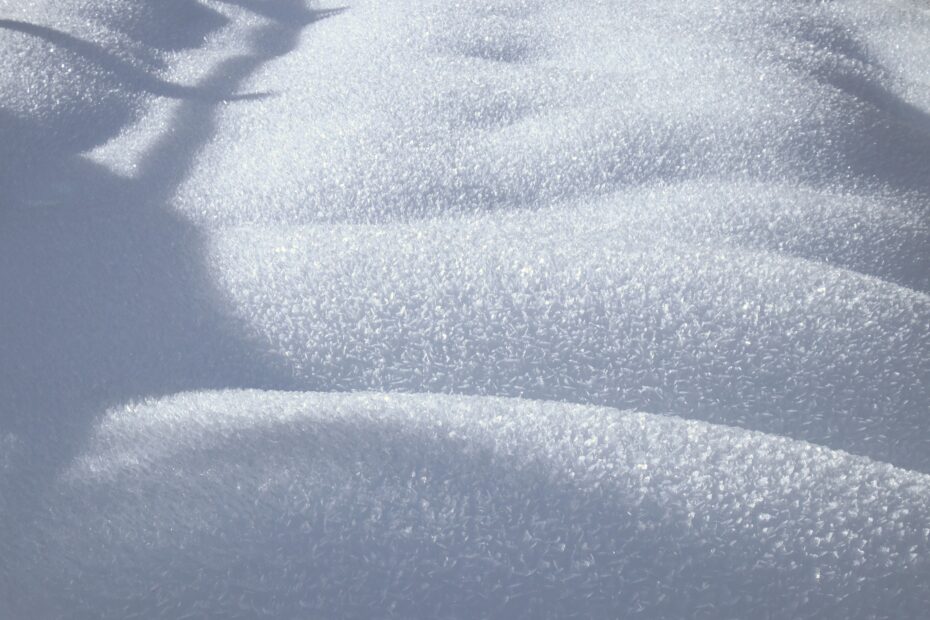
[15, 391, 930, 619]
[2, 0, 930, 617]
[209, 195, 930, 470]
[172, 0, 930, 225]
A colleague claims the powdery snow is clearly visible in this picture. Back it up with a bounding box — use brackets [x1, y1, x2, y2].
[1, 0, 929, 617]
[208, 197, 930, 470]
[16, 391, 930, 618]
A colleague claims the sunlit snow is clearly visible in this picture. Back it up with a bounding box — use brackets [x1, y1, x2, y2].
[1, 0, 929, 617]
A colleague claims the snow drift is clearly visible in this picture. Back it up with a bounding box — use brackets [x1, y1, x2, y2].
[13, 391, 930, 618]
[1, 0, 929, 617]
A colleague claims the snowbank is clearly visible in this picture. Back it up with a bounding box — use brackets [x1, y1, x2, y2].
[15, 391, 930, 618]
[2, 0, 929, 616]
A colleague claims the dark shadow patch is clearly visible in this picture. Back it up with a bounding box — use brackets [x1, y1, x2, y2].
[99, 0, 231, 52]
[0, 3, 347, 608]
[770, 14, 930, 196]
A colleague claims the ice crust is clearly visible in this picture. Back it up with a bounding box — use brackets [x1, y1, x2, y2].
[18, 391, 930, 618]
[2, 0, 930, 617]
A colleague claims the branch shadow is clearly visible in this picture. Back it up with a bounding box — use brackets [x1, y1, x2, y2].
[95, 0, 232, 53]
[0, 0, 347, 585]
[0, 19, 271, 101]
[217, 0, 347, 24]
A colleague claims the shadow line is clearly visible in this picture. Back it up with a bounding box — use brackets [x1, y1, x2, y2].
[216, 0, 347, 25]
[0, 19, 268, 101]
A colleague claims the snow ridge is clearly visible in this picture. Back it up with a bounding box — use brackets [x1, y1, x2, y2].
[26, 391, 930, 619]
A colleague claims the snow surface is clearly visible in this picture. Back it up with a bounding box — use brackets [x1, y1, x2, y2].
[1, 0, 929, 617]
[14, 391, 930, 618]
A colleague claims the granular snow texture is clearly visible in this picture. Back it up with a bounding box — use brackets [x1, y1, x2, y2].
[1, 0, 929, 618]
[16, 391, 930, 619]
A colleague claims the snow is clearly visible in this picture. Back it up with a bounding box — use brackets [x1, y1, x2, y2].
[208, 196, 930, 470]
[1, 0, 929, 617]
[15, 391, 930, 618]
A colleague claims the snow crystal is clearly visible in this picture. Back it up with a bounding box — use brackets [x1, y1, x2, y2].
[2, 0, 929, 617]
[14, 391, 930, 619]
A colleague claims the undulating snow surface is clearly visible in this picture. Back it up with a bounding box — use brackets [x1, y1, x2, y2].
[1, 0, 929, 618]
[15, 392, 930, 618]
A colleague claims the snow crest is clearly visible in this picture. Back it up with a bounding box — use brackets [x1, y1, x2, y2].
[23, 391, 930, 618]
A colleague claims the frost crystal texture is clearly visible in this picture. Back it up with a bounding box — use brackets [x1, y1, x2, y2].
[1, 0, 929, 618]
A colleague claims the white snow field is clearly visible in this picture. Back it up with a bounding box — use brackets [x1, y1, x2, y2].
[1, 0, 929, 618]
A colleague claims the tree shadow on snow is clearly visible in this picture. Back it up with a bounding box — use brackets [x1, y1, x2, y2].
[0, 0, 347, 596]
[0, 19, 270, 102]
